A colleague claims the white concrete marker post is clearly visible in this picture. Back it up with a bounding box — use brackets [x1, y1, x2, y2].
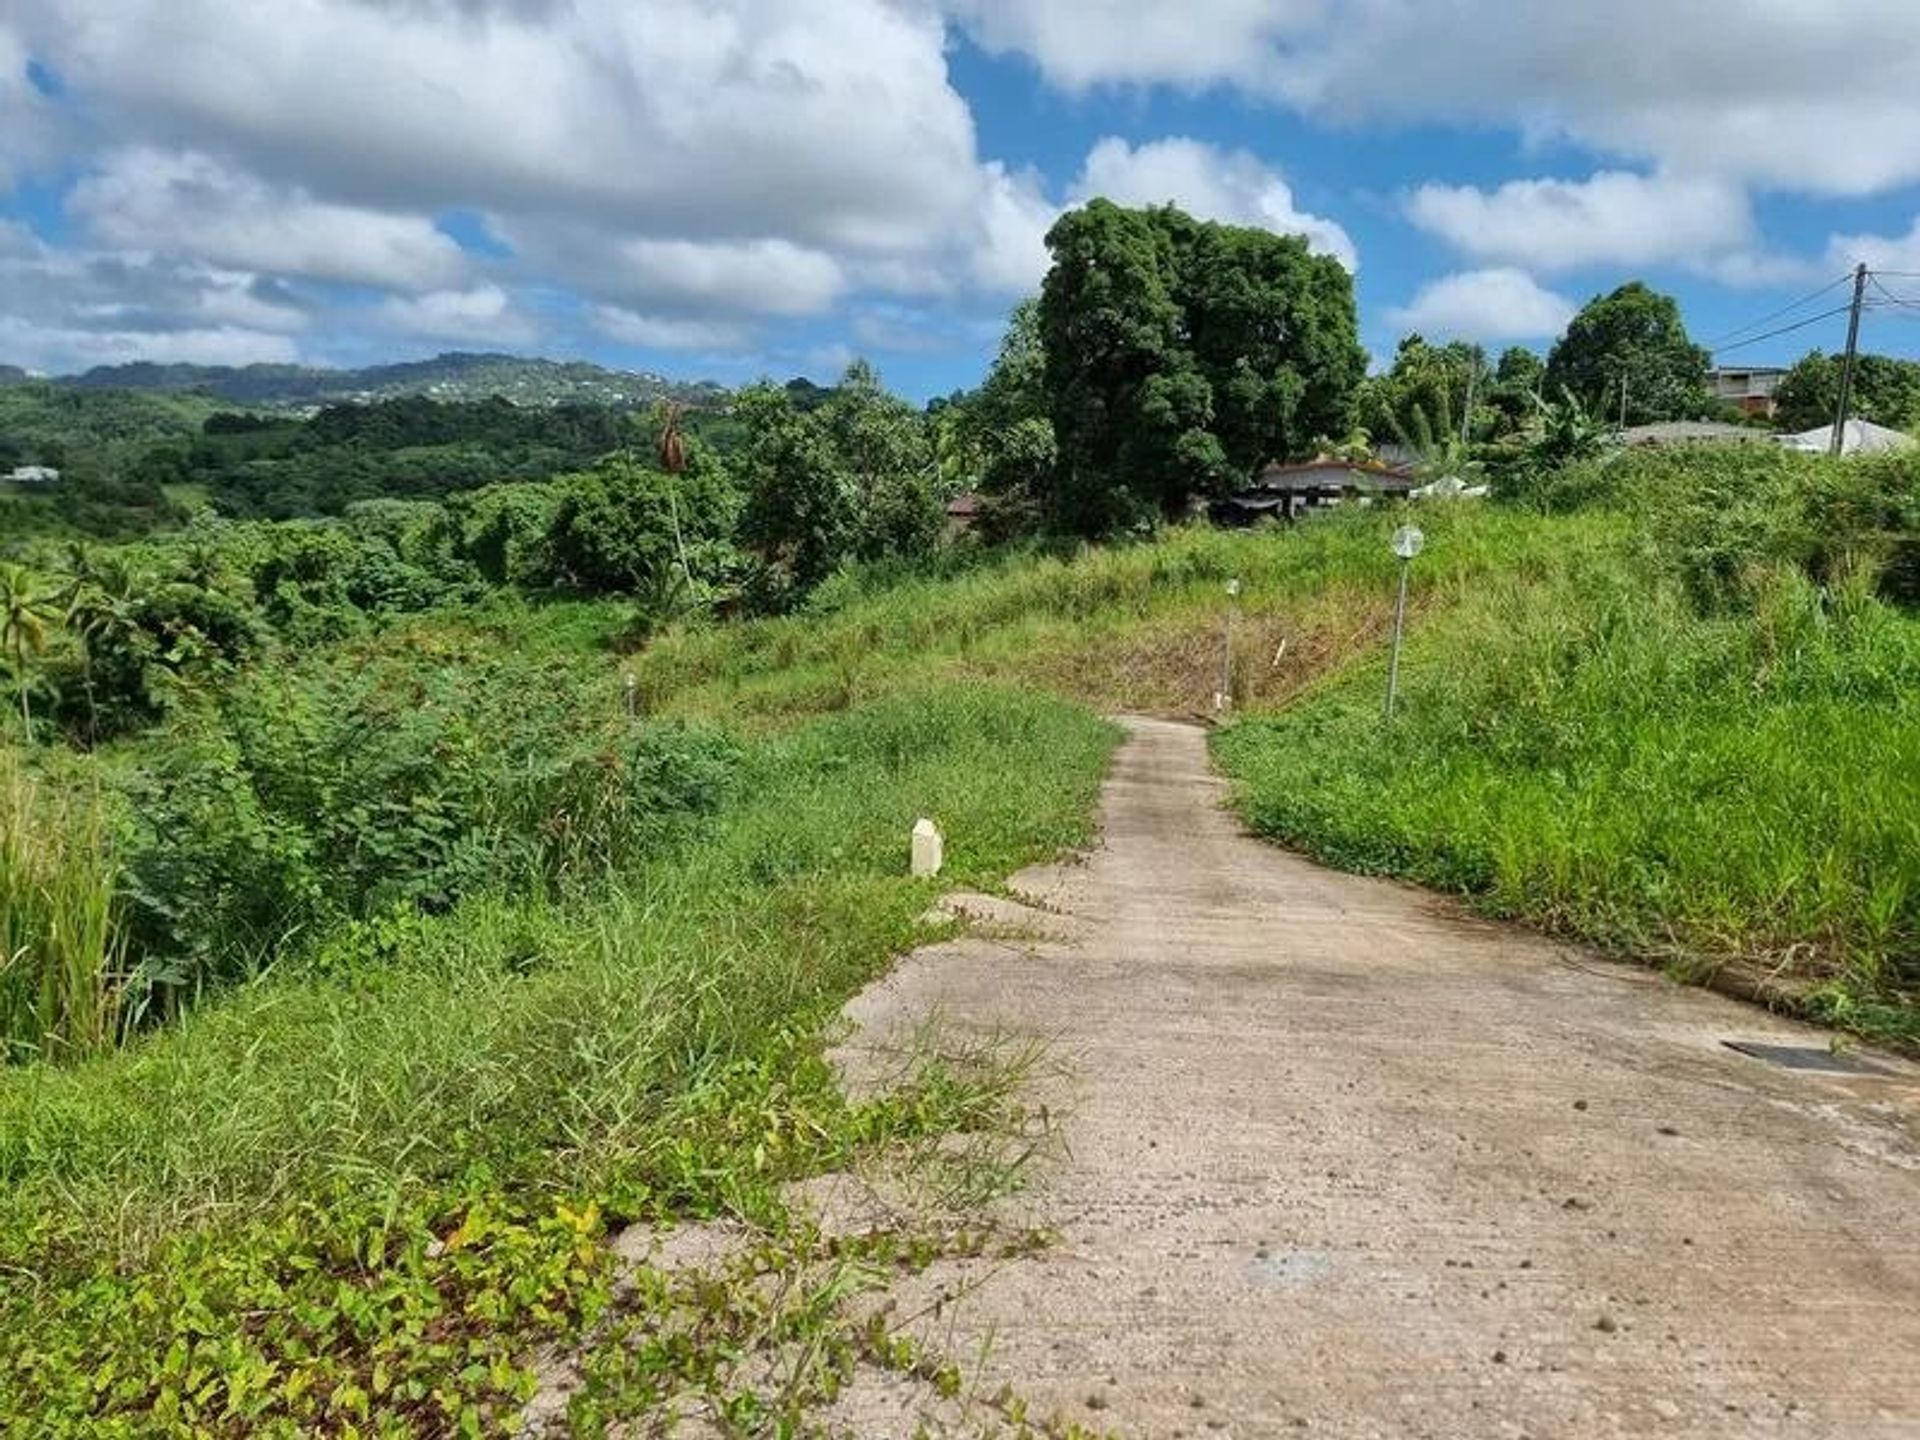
[1385, 526, 1424, 720]
[911, 818, 945, 878]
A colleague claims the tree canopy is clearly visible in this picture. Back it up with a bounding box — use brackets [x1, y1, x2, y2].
[1772, 350, 1920, 433]
[735, 362, 941, 607]
[1544, 282, 1710, 426]
[1036, 200, 1364, 535]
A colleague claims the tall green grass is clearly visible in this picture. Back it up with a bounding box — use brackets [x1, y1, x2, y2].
[1216, 516, 1920, 1042]
[0, 749, 122, 1063]
[635, 507, 1572, 721]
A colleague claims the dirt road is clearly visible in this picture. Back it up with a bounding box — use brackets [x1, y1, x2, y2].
[831, 717, 1920, 1439]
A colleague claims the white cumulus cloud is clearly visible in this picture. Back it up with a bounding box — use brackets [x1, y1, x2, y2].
[11, 0, 988, 253]
[1826, 216, 1920, 276]
[1387, 269, 1576, 343]
[0, 316, 298, 370]
[375, 284, 538, 345]
[590, 306, 757, 352]
[949, 0, 1320, 92]
[1405, 171, 1754, 274]
[0, 25, 57, 188]
[69, 149, 467, 291]
[1070, 137, 1356, 271]
[948, 1, 1920, 198]
[0, 221, 312, 371]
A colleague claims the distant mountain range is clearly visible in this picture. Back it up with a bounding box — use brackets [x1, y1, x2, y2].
[20, 352, 728, 410]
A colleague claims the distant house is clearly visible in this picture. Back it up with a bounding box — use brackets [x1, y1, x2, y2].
[3, 465, 60, 484]
[1709, 366, 1789, 419]
[1210, 457, 1415, 526]
[944, 491, 984, 537]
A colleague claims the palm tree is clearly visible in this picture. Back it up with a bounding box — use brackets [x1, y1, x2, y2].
[0, 564, 59, 733]
[1393, 392, 1486, 493]
[64, 555, 145, 742]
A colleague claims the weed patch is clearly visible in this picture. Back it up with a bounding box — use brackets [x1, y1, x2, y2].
[0, 686, 1118, 1430]
[1216, 532, 1920, 1046]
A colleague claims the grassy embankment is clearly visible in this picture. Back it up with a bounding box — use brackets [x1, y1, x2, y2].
[1213, 450, 1919, 1045]
[0, 607, 1117, 1431]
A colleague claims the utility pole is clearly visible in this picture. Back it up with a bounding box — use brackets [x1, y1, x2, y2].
[1830, 262, 1870, 457]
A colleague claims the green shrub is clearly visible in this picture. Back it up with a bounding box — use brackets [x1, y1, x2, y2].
[109, 648, 742, 1003]
[1539, 443, 1920, 613]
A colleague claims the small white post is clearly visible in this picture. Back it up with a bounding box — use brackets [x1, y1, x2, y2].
[911, 818, 945, 878]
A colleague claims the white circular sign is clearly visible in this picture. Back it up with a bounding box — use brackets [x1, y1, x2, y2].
[1392, 525, 1425, 561]
[1226, 578, 1242, 598]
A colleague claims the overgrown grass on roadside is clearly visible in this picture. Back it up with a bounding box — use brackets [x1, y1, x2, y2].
[634, 506, 1570, 722]
[0, 748, 123, 1064]
[1216, 502, 1920, 1046]
[0, 685, 1118, 1433]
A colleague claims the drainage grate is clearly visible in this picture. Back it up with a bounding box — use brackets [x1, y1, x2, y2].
[1722, 1041, 1892, 1076]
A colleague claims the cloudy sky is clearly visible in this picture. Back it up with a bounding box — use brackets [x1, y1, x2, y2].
[4, 1, 1920, 398]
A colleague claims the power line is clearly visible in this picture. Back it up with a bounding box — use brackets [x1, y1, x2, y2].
[1867, 274, 1920, 311]
[1700, 270, 1857, 349]
[1708, 302, 1860, 356]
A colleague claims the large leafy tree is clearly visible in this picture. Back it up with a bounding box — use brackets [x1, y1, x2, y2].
[1488, 346, 1547, 432]
[819, 361, 942, 563]
[735, 383, 854, 604]
[1544, 282, 1710, 425]
[735, 361, 939, 606]
[541, 451, 739, 605]
[974, 302, 1055, 495]
[1163, 209, 1367, 472]
[932, 301, 1059, 536]
[1037, 199, 1363, 535]
[1771, 350, 1920, 433]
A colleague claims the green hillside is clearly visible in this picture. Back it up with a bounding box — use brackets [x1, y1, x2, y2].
[53, 351, 726, 409]
[0, 382, 227, 455]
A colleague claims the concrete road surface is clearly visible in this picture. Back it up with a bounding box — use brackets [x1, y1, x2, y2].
[832, 717, 1920, 1440]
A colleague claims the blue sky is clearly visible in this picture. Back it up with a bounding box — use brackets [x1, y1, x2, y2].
[5, 2, 1920, 401]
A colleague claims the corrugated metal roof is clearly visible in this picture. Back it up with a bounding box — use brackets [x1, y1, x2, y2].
[1778, 419, 1918, 455]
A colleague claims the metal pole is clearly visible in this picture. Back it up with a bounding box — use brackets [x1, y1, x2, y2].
[1221, 599, 1236, 709]
[1830, 262, 1869, 457]
[1385, 558, 1411, 719]
[1217, 579, 1241, 714]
